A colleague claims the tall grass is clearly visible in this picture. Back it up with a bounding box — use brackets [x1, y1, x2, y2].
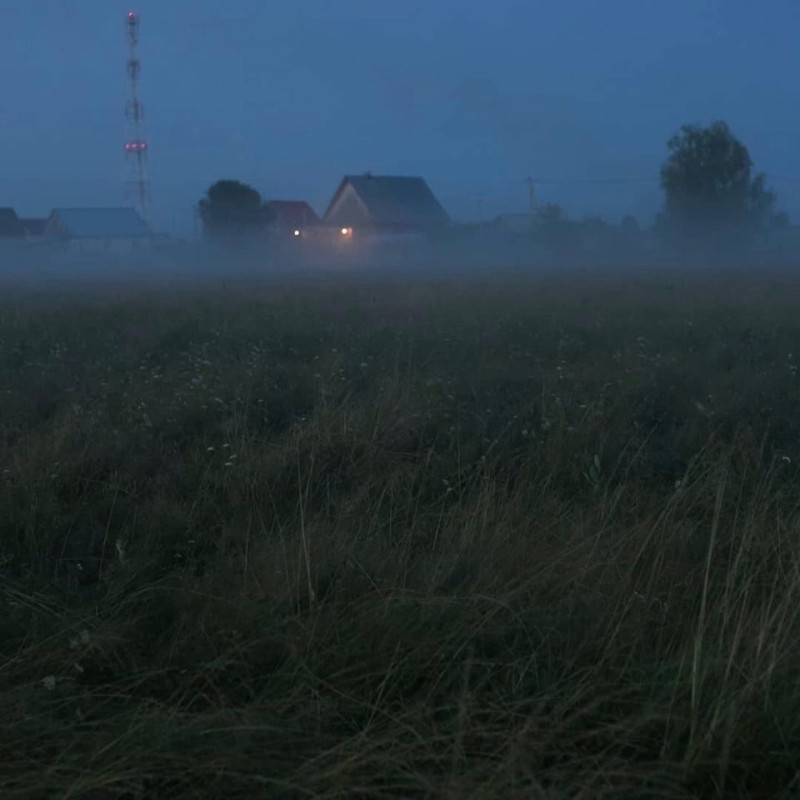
[2, 268, 800, 798]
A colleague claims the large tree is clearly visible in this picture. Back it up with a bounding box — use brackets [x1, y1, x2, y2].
[660, 120, 780, 247]
[198, 180, 274, 240]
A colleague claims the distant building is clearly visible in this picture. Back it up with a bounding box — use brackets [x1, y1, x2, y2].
[493, 213, 536, 233]
[263, 200, 320, 237]
[322, 174, 450, 239]
[44, 207, 154, 254]
[18, 218, 47, 240]
[0, 208, 24, 238]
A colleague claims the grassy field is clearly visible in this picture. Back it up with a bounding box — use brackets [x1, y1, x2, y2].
[2, 266, 800, 798]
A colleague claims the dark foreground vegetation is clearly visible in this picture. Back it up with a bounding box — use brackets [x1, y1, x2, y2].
[2, 267, 800, 798]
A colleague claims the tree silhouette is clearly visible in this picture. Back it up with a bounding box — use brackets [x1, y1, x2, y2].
[198, 180, 274, 240]
[659, 121, 778, 247]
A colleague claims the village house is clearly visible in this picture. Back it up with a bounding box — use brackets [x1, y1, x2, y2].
[44, 207, 155, 254]
[0, 208, 24, 239]
[18, 217, 47, 240]
[263, 200, 320, 238]
[321, 174, 450, 240]
[0, 208, 47, 249]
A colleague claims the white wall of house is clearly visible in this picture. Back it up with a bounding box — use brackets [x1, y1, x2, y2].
[325, 184, 372, 227]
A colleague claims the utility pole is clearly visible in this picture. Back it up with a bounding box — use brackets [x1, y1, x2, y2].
[527, 176, 537, 215]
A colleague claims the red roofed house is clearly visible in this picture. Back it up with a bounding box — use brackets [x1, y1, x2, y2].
[263, 200, 320, 238]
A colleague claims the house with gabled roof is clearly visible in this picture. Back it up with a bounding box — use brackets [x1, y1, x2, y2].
[44, 207, 155, 254]
[263, 200, 320, 237]
[322, 174, 450, 238]
[0, 208, 24, 238]
[18, 217, 47, 239]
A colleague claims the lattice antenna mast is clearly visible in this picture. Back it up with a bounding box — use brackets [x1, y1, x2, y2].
[124, 11, 150, 223]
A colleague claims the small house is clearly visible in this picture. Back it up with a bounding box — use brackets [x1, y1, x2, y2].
[0, 208, 23, 238]
[263, 200, 320, 238]
[322, 174, 450, 239]
[44, 207, 154, 254]
[18, 218, 47, 240]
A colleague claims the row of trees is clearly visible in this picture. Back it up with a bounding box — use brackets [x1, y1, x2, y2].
[197, 121, 791, 247]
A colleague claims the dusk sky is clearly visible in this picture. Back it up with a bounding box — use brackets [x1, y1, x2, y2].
[4, 0, 800, 236]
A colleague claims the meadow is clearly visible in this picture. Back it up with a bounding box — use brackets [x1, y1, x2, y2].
[2, 266, 800, 798]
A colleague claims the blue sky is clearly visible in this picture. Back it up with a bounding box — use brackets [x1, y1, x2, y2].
[3, 0, 800, 236]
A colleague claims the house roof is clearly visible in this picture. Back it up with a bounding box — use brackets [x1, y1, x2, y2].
[0, 208, 23, 237]
[18, 218, 47, 237]
[263, 200, 320, 229]
[323, 175, 450, 229]
[47, 208, 152, 238]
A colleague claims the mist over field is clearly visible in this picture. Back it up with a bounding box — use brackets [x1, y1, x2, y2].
[3, 225, 800, 293]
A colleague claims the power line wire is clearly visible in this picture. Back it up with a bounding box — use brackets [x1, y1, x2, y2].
[531, 177, 657, 185]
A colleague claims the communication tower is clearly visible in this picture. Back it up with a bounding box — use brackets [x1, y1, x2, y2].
[124, 11, 150, 223]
